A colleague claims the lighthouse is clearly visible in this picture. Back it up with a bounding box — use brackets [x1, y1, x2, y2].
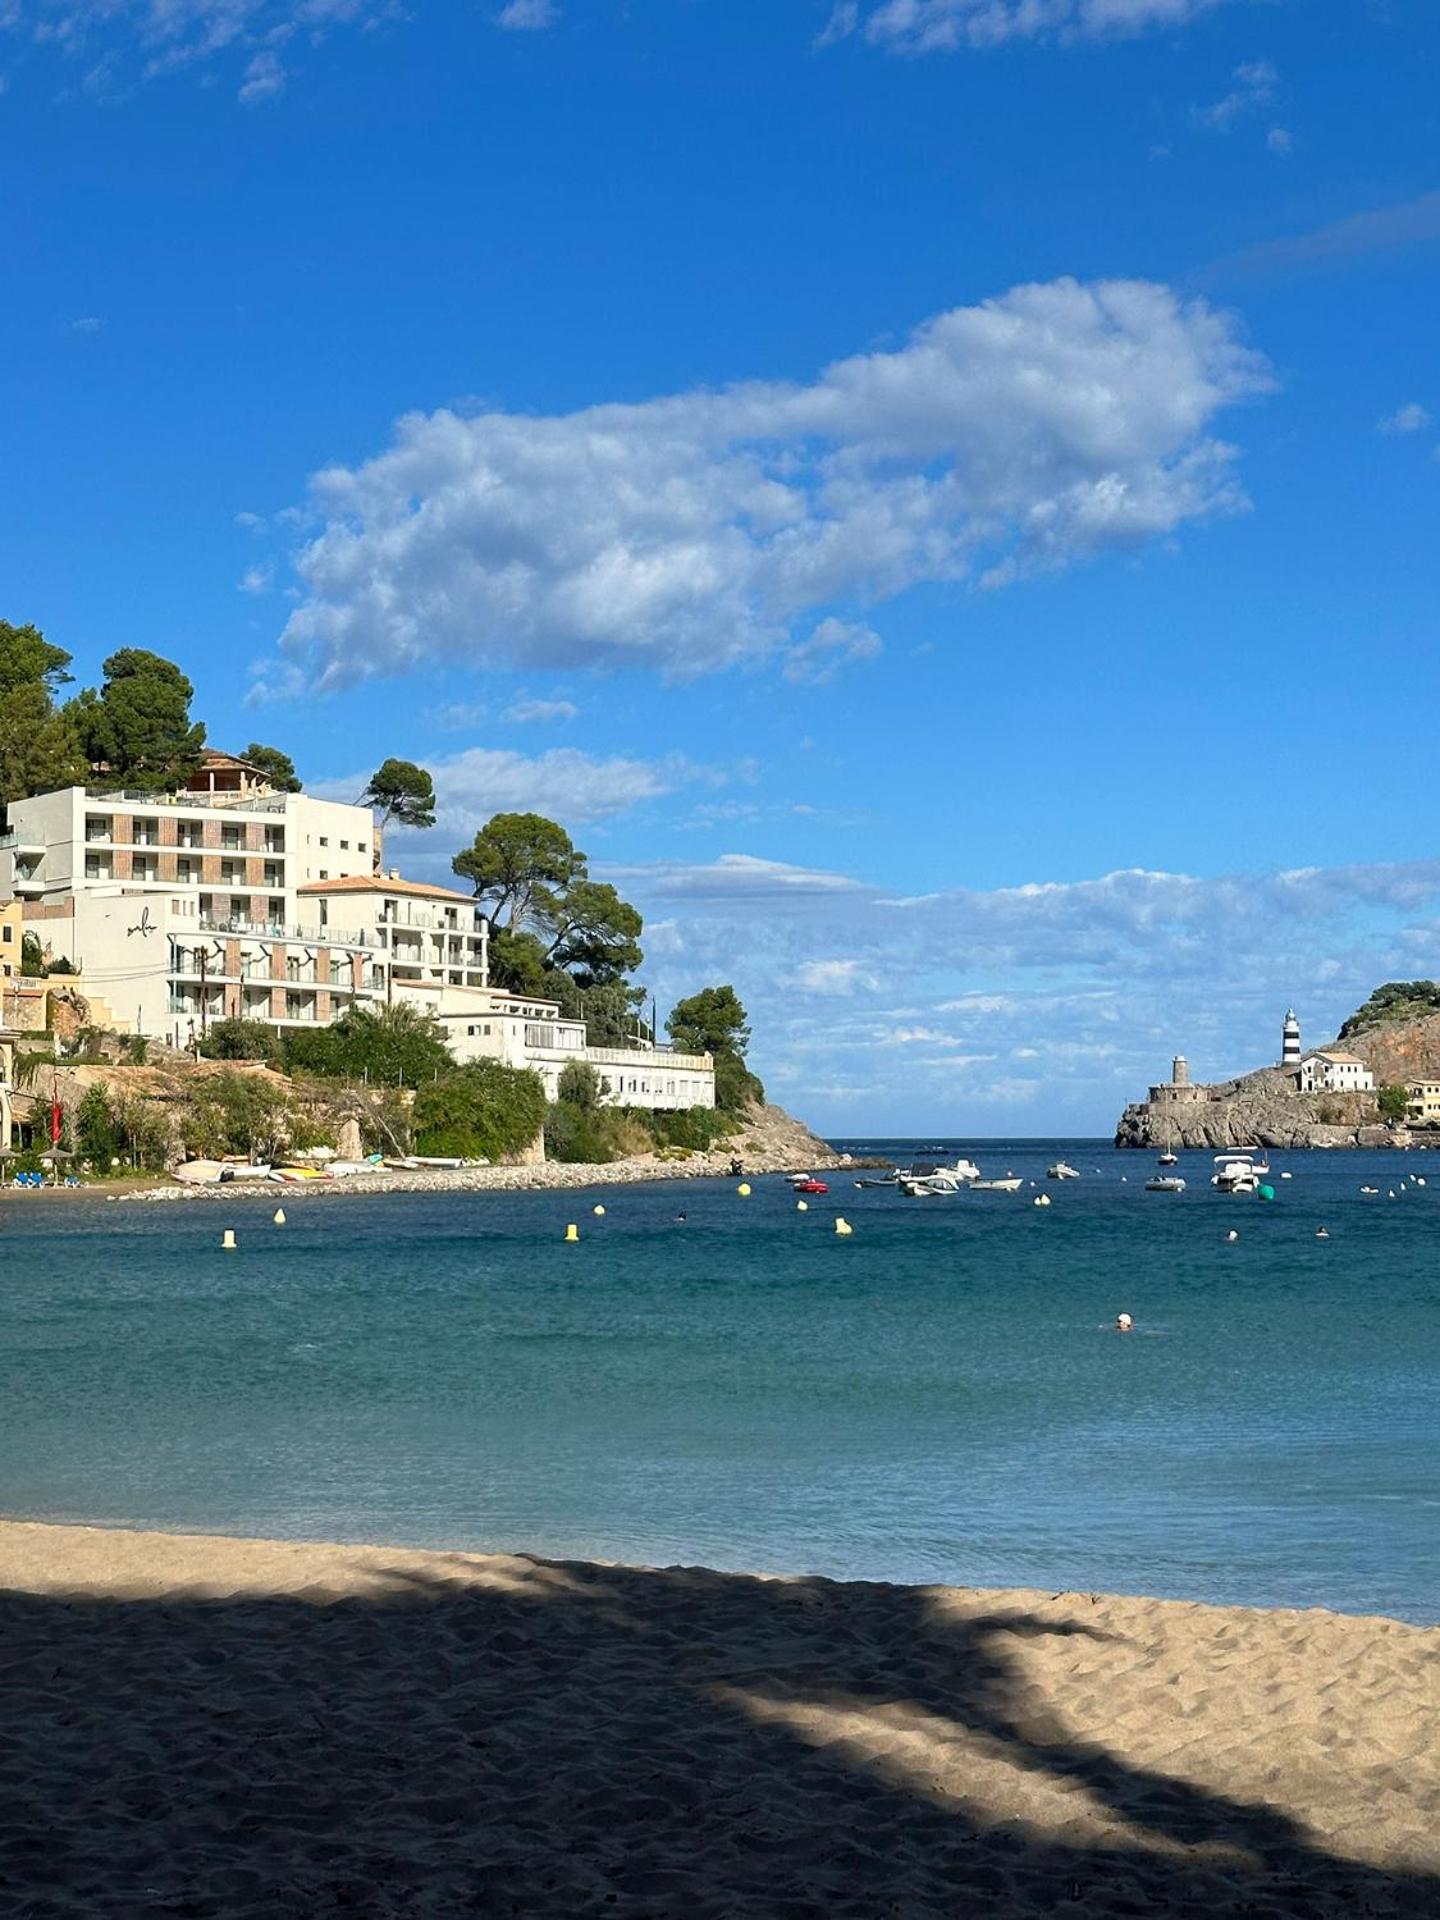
[1281, 1008, 1301, 1069]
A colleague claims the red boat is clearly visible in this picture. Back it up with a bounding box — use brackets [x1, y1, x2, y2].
[793, 1178, 829, 1195]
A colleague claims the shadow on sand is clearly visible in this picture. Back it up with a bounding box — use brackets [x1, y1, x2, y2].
[0, 1552, 1433, 1916]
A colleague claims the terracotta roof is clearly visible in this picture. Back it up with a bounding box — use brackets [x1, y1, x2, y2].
[1307, 1049, 1365, 1065]
[297, 875, 478, 904]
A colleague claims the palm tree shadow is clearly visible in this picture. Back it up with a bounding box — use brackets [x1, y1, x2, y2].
[0, 1550, 1433, 1916]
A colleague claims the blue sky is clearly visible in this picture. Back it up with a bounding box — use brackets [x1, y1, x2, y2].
[3, 0, 1438, 1132]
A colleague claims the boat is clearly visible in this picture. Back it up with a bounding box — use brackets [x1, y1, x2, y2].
[1158, 1147, 1179, 1167]
[972, 1177, 1023, 1193]
[896, 1157, 980, 1197]
[898, 1156, 981, 1196]
[793, 1178, 829, 1195]
[853, 1174, 898, 1189]
[1145, 1175, 1187, 1193]
[1047, 1162, 1080, 1180]
[1211, 1152, 1266, 1194]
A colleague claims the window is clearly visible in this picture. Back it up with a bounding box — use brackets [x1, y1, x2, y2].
[319, 836, 329, 847]
[319, 870, 329, 881]
[268, 897, 284, 922]
[1, 923, 12, 943]
[176, 858, 197, 883]
[132, 817, 159, 847]
[340, 839, 349, 851]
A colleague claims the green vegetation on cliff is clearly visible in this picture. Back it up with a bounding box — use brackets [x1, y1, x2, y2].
[1338, 981, 1440, 1039]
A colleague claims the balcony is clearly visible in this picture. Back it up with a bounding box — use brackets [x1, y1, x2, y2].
[0, 831, 45, 857]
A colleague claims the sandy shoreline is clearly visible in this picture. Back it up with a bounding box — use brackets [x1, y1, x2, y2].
[0, 1519, 1434, 1916]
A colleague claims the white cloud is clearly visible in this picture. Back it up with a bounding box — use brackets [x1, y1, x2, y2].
[426, 745, 707, 831]
[1266, 127, 1292, 156]
[14, 3, 388, 95]
[496, 0, 556, 28]
[783, 617, 882, 685]
[67, 314, 103, 334]
[794, 958, 877, 995]
[272, 277, 1271, 693]
[237, 48, 283, 103]
[1378, 402, 1431, 435]
[1203, 190, 1440, 286]
[1195, 59, 1277, 132]
[423, 700, 488, 732]
[238, 564, 273, 594]
[603, 849, 1440, 1131]
[503, 695, 579, 724]
[825, 1, 1230, 55]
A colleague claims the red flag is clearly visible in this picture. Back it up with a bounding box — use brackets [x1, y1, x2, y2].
[50, 1100, 62, 1145]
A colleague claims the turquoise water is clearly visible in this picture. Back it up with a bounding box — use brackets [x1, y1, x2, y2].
[1, 1140, 1436, 1622]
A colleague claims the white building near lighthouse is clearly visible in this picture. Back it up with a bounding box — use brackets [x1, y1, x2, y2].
[1298, 1050, 1375, 1095]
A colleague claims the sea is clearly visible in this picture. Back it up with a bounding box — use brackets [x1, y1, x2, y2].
[2, 1139, 1436, 1623]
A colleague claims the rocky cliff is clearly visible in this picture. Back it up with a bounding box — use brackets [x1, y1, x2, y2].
[1115, 1011, 1440, 1151]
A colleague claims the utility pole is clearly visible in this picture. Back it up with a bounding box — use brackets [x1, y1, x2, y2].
[199, 946, 209, 1040]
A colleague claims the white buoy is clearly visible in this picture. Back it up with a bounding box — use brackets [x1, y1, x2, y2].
[1226, 1229, 1239, 1243]
[593, 1204, 606, 1216]
[221, 1229, 237, 1251]
[796, 1199, 808, 1211]
[273, 1208, 286, 1226]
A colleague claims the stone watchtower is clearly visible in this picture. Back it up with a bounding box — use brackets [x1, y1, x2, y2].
[1281, 1008, 1301, 1070]
[1171, 1054, 1189, 1089]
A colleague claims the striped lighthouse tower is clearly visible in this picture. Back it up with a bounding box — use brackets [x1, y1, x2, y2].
[1281, 1008, 1301, 1069]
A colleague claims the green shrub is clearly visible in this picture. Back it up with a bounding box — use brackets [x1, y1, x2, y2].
[282, 1003, 453, 1087]
[715, 1054, 765, 1114]
[544, 1099, 631, 1164]
[556, 1061, 603, 1110]
[183, 1072, 294, 1161]
[1377, 1083, 1410, 1123]
[412, 1061, 546, 1161]
[198, 1017, 282, 1065]
[636, 1105, 734, 1151]
[73, 1081, 173, 1173]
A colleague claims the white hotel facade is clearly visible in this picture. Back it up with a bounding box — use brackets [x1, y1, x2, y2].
[0, 755, 713, 1110]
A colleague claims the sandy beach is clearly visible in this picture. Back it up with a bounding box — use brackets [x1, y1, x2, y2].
[0, 1521, 1434, 1916]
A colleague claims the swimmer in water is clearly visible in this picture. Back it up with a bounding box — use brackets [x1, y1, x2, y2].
[1116, 1313, 1134, 1332]
[676, 1212, 687, 1223]
[1316, 1227, 1329, 1239]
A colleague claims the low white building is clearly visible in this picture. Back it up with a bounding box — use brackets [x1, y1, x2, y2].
[297, 875, 713, 1107]
[1298, 1050, 1375, 1094]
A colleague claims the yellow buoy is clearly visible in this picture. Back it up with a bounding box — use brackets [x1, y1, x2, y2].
[565, 1223, 579, 1243]
[737, 1182, 751, 1197]
[273, 1208, 286, 1226]
[834, 1217, 853, 1236]
[593, 1204, 606, 1216]
[221, 1229, 237, 1251]
[796, 1199, 808, 1212]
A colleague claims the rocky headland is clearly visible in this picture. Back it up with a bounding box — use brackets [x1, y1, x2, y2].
[1115, 1002, 1440, 1151]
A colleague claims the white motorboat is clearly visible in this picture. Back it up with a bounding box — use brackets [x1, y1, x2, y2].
[898, 1157, 981, 1196]
[972, 1176, 1023, 1193]
[1158, 1148, 1179, 1167]
[1047, 1162, 1080, 1180]
[1211, 1151, 1266, 1194]
[1145, 1175, 1187, 1193]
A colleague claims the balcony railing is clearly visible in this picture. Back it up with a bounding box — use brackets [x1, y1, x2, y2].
[198, 915, 373, 947]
